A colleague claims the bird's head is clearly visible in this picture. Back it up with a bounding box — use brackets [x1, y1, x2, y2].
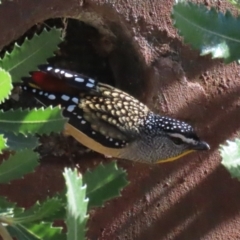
[143, 114, 210, 163]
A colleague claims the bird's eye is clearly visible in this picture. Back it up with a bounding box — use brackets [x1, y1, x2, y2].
[169, 137, 184, 145]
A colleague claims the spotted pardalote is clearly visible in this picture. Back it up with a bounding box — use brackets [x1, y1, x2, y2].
[21, 65, 210, 164]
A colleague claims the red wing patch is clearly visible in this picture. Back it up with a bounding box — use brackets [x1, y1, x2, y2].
[31, 71, 71, 93]
[22, 65, 99, 94]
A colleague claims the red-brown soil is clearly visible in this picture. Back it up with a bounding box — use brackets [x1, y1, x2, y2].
[1, 0, 240, 239]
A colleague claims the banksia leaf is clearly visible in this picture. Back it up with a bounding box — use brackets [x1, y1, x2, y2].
[0, 149, 39, 183]
[0, 197, 24, 217]
[2, 198, 65, 240]
[0, 107, 67, 135]
[14, 197, 64, 224]
[0, 28, 62, 83]
[228, 0, 240, 10]
[7, 224, 42, 240]
[220, 139, 240, 180]
[83, 161, 129, 208]
[172, 1, 240, 63]
[21, 222, 65, 240]
[0, 68, 13, 103]
[63, 168, 88, 240]
[1, 131, 39, 150]
[0, 196, 16, 212]
[0, 134, 7, 153]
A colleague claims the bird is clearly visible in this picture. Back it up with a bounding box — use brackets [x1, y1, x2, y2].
[21, 65, 210, 164]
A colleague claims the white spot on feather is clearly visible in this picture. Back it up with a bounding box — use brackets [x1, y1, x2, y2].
[74, 77, 84, 82]
[89, 78, 95, 83]
[47, 66, 53, 71]
[72, 97, 78, 104]
[48, 94, 56, 100]
[67, 105, 75, 112]
[86, 83, 94, 88]
[61, 95, 70, 101]
[65, 72, 73, 78]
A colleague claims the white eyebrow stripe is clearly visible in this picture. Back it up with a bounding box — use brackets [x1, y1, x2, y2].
[168, 133, 197, 145]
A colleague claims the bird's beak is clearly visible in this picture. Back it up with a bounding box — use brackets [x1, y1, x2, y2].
[192, 141, 210, 151]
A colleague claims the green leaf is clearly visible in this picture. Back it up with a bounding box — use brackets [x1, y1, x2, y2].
[0, 68, 13, 103]
[220, 139, 240, 180]
[14, 197, 64, 224]
[22, 222, 65, 240]
[0, 196, 16, 211]
[0, 149, 39, 183]
[228, 0, 240, 10]
[0, 197, 24, 217]
[45, 190, 66, 220]
[0, 28, 62, 83]
[0, 196, 16, 216]
[0, 107, 67, 135]
[63, 168, 88, 240]
[7, 224, 41, 240]
[172, 1, 240, 63]
[1, 131, 39, 150]
[83, 161, 129, 208]
[0, 134, 7, 153]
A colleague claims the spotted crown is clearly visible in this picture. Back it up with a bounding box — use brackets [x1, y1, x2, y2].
[143, 112, 195, 135]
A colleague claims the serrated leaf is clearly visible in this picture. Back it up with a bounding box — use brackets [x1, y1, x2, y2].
[0, 196, 16, 211]
[23, 222, 65, 240]
[0, 149, 39, 183]
[0, 68, 13, 104]
[0, 107, 67, 135]
[0, 197, 24, 218]
[228, 0, 240, 10]
[7, 224, 41, 240]
[220, 139, 240, 180]
[0, 134, 7, 153]
[0, 224, 13, 240]
[172, 1, 240, 63]
[0, 28, 62, 83]
[0, 196, 16, 216]
[14, 197, 63, 224]
[63, 168, 88, 240]
[1, 131, 39, 150]
[83, 161, 129, 208]
[47, 190, 66, 220]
